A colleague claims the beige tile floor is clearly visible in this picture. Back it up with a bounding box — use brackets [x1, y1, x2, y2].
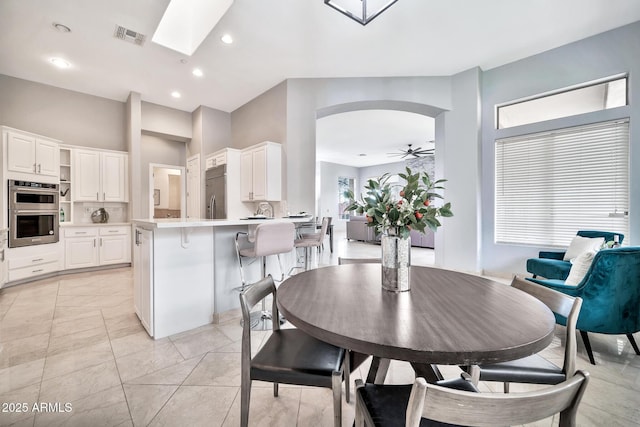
[0, 231, 639, 426]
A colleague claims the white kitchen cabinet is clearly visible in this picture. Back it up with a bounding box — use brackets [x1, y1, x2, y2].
[73, 148, 128, 202]
[4, 128, 60, 178]
[7, 246, 60, 282]
[240, 142, 281, 202]
[134, 227, 154, 335]
[64, 227, 99, 269]
[64, 225, 131, 270]
[0, 231, 7, 287]
[205, 149, 228, 169]
[98, 226, 131, 265]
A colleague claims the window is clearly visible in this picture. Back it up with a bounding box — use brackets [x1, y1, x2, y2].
[495, 119, 629, 247]
[497, 77, 627, 129]
[338, 177, 355, 219]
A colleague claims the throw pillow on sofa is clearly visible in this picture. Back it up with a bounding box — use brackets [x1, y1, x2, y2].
[565, 251, 596, 285]
[563, 236, 605, 261]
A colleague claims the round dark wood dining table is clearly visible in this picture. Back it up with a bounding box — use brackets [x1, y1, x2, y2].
[277, 264, 556, 373]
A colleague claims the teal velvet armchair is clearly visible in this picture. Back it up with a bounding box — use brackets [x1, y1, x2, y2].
[526, 230, 624, 280]
[528, 246, 640, 365]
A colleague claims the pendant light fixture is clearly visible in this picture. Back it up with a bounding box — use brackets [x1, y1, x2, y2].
[324, 0, 399, 25]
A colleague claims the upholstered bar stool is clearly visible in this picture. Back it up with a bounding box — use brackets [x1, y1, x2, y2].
[235, 222, 295, 329]
[294, 217, 330, 271]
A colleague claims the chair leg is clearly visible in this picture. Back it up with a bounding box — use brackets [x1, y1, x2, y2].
[344, 351, 351, 404]
[503, 382, 510, 393]
[580, 330, 596, 365]
[354, 379, 366, 427]
[627, 333, 640, 355]
[241, 378, 251, 427]
[332, 370, 342, 427]
[273, 382, 279, 397]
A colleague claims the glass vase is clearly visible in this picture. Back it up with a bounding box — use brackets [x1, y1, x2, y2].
[381, 233, 411, 292]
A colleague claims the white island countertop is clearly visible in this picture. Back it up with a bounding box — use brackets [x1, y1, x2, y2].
[132, 216, 313, 229]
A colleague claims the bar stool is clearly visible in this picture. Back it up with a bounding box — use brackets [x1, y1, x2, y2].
[294, 217, 330, 271]
[235, 222, 295, 329]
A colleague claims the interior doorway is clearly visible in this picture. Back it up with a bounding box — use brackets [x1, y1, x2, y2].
[149, 163, 186, 219]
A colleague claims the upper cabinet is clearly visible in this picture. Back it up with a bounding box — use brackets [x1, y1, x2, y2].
[240, 142, 282, 202]
[4, 128, 60, 181]
[73, 148, 128, 202]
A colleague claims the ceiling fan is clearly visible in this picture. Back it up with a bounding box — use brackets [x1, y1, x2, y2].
[388, 143, 435, 158]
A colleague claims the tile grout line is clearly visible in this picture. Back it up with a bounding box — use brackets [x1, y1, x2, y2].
[34, 278, 61, 427]
[102, 305, 136, 426]
[144, 352, 207, 426]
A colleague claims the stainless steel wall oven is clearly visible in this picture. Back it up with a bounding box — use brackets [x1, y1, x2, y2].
[8, 180, 59, 248]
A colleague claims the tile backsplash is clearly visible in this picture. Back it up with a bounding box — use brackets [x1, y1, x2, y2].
[73, 203, 127, 224]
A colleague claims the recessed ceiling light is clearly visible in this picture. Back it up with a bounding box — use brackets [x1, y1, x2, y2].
[220, 34, 233, 44]
[171, 91, 181, 98]
[49, 57, 71, 69]
[192, 68, 204, 77]
[358, 153, 367, 157]
[52, 22, 71, 33]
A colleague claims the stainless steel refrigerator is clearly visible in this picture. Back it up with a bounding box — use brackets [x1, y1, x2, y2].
[205, 165, 226, 219]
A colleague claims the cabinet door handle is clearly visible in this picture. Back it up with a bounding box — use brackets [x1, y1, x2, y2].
[32, 269, 44, 273]
[96, 192, 99, 201]
[135, 229, 140, 246]
[100, 238, 103, 246]
[93, 238, 96, 247]
[33, 163, 37, 173]
[76, 232, 87, 235]
[103, 192, 106, 200]
[38, 164, 41, 173]
[32, 258, 43, 262]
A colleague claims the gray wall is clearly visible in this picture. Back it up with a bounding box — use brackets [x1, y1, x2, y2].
[231, 81, 287, 149]
[480, 21, 640, 275]
[0, 74, 126, 150]
[202, 106, 232, 154]
[141, 102, 192, 141]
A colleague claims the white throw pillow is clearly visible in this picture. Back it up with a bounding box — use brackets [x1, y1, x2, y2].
[563, 236, 605, 261]
[565, 251, 595, 286]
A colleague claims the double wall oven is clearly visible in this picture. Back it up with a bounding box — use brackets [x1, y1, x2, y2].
[8, 180, 59, 248]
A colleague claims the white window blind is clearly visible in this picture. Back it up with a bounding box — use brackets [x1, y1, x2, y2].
[495, 119, 629, 247]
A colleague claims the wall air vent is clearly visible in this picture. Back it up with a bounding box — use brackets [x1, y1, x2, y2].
[114, 25, 146, 46]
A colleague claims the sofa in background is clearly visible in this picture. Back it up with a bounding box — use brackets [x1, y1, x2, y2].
[345, 215, 434, 248]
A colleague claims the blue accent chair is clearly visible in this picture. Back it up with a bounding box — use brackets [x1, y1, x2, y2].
[526, 230, 624, 280]
[528, 246, 640, 365]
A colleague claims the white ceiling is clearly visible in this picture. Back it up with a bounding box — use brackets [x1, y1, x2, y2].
[316, 110, 434, 167]
[1, 0, 639, 114]
[2, 1, 639, 169]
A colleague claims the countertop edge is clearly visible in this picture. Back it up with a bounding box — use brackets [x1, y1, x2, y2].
[131, 217, 314, 229]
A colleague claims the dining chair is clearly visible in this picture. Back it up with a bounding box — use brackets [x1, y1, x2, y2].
[355, 370, 590, 427]
[294, 216, 330, 270]
[466, 276, 582, 393]
[239, 275, 349, 427]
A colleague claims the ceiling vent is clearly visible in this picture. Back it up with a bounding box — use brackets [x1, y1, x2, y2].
[114, 25, 146, 46]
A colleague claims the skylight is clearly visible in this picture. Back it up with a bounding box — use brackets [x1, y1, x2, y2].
[152, 0, 234, 56]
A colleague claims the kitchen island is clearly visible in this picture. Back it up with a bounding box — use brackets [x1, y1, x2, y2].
[131, 216, 312, 339]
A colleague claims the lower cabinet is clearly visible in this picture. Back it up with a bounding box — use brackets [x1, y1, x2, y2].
[65, 226, 131, 270]
[7, 249, 59, 282]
